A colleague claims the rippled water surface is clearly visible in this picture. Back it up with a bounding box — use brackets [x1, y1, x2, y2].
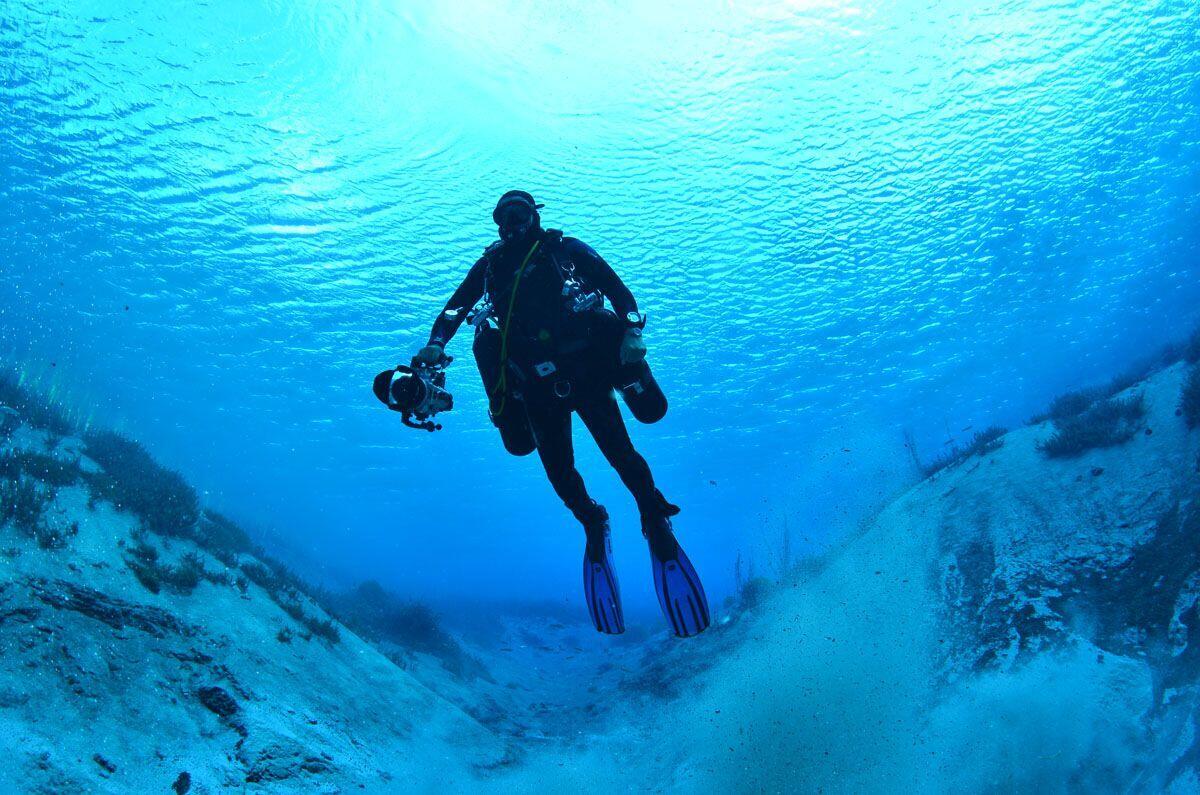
[2, 0, 1198, 602]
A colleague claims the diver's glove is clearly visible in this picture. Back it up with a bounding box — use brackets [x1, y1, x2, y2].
[619, 328, 647, 365]
[414, 342, 445, 367]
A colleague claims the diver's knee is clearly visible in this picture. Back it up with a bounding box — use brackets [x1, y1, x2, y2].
[606, 443, 644, 469]
[545, 464, 582, 491]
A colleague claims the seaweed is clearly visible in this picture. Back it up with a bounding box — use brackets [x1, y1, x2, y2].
[303, 614, 341, 644]
[240, 558, 291, 598]
[125, 543, 163, 594]
[923, 426, 1007, 477]
[124, 539, 213, 596]
[0, 372, 74, 435]
[35, 519, 78, 551]
[1104, 361, 1159, 399]
[1030, 388, 1104, 425]
[1181, 366, 1200, 430]
[4, 373, 348, 643]
[323, 580, 474, 666]
[278, 598, 306, 623]
[1, 478, 51, 536]
[0, 450, 82, 488]
[1038, 394, 1145, 458]
[0, 472, 75, 549]
[197, 510, 259, 566]
[1107, 325, 1200, 381]
[238, 555, 340, 643]
[83, 431, 199, 538]
[0, 408, 18, 441]
[1030, 326, 1198, 427]
[1184, 326, 1200, 365]
[770, 518, 794, 579]
[737, 576, 775, 611]
[261, 558, 309, 597]
[276, 595, 341, 644]
[165, 553, 205, 594]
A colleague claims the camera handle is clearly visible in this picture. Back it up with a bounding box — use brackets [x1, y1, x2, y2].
[407, 353, 454, 371]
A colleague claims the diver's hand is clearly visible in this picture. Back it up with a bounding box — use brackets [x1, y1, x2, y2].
[414, 343, 445, 367]
[619, 329, 647, 365]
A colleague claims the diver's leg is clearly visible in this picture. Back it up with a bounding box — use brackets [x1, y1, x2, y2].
[526, 398, 602, 524]
[576, 387, 674, 517]
[528, 397, 622, 635]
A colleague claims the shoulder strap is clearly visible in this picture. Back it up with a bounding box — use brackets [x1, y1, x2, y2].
[481, 239, 503, 300]
[542, 229, 575, 281]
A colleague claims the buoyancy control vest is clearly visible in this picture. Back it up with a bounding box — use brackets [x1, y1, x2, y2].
[474, 230, 604, 397]
[469, 230, 668, 454]
[482, 230, 599, 360]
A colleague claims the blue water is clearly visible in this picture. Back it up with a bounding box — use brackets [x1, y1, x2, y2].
[2, 0, 1198, 617]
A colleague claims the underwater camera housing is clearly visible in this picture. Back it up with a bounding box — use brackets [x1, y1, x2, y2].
[373, 357, 454, 432]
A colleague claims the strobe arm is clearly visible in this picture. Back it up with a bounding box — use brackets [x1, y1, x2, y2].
[402, 415, 441, 432]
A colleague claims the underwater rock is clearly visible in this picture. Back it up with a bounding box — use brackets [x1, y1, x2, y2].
[0, 686, 30, 708]
[196, 684, 248, 740]
[0, 416, 512, 792]
[197, 685, 239, 719]
[26, 577, 193, 638]
[912, 364, 1200, 788]
[238, 731, 335, 784]
[0, 606, 39, 628]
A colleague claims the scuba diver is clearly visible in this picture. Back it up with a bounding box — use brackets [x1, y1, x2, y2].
[407, 190, 709, 637]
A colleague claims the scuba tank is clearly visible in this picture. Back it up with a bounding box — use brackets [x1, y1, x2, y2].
[471, 319, 536, 457]
[614, 357, 668, 424]
[589, 308, 668, 424]
[540, 237, 668, 423]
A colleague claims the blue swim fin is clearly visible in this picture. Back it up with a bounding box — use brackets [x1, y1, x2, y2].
[646, 520, 710, 638]
[583, 531, 625, 635]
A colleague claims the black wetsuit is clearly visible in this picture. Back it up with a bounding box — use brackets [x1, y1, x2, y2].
[428, 229, 666, 524]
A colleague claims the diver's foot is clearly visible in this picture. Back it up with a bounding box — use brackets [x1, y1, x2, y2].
[642, 514, 710, 638]
[652, 489, 681, 521]
[581, 503, 611, 562]
[581, 505, 624, 634]
[641, 513, 680, 561]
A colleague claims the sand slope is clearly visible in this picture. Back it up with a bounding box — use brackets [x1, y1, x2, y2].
[0, 426, 510, 792]
[3, 361, 1197, 792]
[493, 362, 1199, 792]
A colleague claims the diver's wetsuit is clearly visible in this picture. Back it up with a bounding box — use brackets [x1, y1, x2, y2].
[428, 230, 666, 524]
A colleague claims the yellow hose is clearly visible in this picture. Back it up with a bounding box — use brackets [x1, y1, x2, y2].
[490, 239, 541, 419]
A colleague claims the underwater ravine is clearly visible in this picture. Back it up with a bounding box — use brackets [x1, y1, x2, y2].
[3, 0, 1200, 792]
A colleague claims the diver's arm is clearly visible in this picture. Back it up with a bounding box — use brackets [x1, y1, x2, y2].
[426, 258, 486, 348]
[565, 237, 646, 364]
[563, 238, 639, 319]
